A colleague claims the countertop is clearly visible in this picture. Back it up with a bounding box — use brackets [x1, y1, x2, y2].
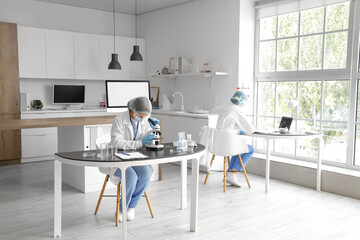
[152, 109, 218, 119]
[21, 108, 107, 114]
[0, 115, 116, 130]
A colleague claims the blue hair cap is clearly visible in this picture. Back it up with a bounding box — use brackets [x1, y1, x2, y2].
[230, 90, 247, 105]
[127, 97, 152, 114]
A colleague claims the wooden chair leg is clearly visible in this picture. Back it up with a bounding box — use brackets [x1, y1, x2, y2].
[115, 182, 120, 226]
[238, 154, 251, 188]
[223, 156, 227, 192]
[227, 156, 230, 166]
[204, 154, 215, 185]
[144, 192, 154, 218]
[94, 175, 109, 215]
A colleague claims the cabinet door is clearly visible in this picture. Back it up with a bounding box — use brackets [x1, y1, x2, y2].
[0, 22, 20, 115]
[0, 115, 21, 164]
[46, 29, 74, 79]
[17, 26, 46, 78]
[153, 114, 209, 143]
[74, 32, 101, 80]
[100, 35, 146, 80]
[21, 129, 57, 158]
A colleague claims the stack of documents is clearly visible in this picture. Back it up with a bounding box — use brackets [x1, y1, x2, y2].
[115, 152, 149, 160]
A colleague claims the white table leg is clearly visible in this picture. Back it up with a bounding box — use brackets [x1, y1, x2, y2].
[317, 137, 323, 191]
[121, 167, 127, 240]
[54, 160, 62, 238]
[265, 139, 271, 192]
[181, 160, 187, 210]
[190, 157, 199, 232]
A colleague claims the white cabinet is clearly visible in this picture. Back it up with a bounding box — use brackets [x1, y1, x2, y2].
[74, 32, 101, 80]
[152, 112, 219, 171]
[152, 113, 218, 143]
[59, 124, 113, 193]
[45, 29, 74, 79]
[17, 26, 46, 78]
[100, 35, 146, 80]
[17, 26, 145, 80]
[21, 127, 58, 163]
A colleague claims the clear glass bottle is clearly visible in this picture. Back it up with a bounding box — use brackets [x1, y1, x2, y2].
[187, 134, 194, 152]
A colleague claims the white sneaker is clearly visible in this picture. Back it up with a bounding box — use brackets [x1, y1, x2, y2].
[115, 211, 123, 222]
[127, 208, 135, 221]
[226, 172, 241, 187]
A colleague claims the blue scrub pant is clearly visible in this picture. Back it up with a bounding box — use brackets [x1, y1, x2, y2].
[228, 145, 254, 172]
[114, 166, 151, 211]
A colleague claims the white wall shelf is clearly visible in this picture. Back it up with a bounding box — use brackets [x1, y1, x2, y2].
[151, 72, 229, 87]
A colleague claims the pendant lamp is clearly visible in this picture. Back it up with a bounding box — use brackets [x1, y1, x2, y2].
[108, 0, 121, 69]
[130, 0, 143, 61]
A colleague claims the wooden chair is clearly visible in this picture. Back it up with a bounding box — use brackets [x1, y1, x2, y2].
[94, 174, 154, 226]
[203, 129, 251, 192]
[94, 135, 154, 226]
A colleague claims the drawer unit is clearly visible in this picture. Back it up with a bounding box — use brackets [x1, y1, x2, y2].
[21, 127, 58, 163]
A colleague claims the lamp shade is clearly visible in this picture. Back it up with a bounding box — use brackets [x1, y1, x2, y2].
[108, 53, 121, 69]
[288, 100, 299, 108]
[130, 45, 143, 61]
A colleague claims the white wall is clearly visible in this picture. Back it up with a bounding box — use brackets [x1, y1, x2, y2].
[0, 0, 134, 36]
[19, 79, 106, 109]
[0, 0, 135, 109]
[139, 0, 255, 111]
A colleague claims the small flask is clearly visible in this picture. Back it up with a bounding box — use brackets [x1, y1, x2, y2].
[187, 134, 194, 152]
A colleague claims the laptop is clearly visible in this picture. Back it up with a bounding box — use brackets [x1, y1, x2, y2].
[255, 116, 293, 134]
[278, 116, 293, 130]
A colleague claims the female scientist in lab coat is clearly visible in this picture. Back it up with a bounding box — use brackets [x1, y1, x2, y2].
[216, 90, 255, 187]
[109, 96, 158, 222]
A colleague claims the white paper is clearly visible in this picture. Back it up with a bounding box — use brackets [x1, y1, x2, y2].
[115, 152, 149, 160]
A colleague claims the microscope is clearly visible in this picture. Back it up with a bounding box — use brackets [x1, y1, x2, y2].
[146, 118, 164, 151]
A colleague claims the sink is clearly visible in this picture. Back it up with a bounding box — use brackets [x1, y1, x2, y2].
[187, 110, 210, 114]
[170, 110, 210, 114]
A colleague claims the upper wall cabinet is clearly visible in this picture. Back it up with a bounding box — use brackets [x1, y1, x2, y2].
[45, 29, 74, 79]
[100, 35, 146, 80]
[17, 26, 145, 80]
[17, 26, 46, 78]
[74, 33, 101, 80]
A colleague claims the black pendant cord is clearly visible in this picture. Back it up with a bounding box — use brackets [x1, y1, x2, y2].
[135, 0, 138, 45]
[113, 0, 116, 52]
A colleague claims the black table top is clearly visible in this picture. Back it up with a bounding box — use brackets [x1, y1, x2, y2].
[55, 143, 205, 163]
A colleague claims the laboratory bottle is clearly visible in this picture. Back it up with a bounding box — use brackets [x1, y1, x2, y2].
[187, 134, 194, 152]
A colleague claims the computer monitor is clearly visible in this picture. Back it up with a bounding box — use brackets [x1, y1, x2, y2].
[53, 85, 85, 104]
[105, 80, 150, 113]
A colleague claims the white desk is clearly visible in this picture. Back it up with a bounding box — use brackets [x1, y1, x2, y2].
[251, 132, 322, 192]
[53, 144, 206, 240]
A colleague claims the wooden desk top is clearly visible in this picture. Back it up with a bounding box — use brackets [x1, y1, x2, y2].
[0, 116, 116, 130]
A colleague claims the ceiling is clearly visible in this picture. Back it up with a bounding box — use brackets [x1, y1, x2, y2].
[34, 0, 195, 15]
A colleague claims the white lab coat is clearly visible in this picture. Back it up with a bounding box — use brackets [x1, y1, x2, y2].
[100, 110, 154, 185]
[199, 126, 215, 172]
[216, 103, 255, 135]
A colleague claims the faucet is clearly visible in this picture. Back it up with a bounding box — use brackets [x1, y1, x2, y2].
[172, 92, 184, 111]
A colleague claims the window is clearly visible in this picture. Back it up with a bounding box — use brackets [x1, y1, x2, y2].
[255, 1, 355, 166]
[258, 2, 350, 73]
[254, 80, 349, 163]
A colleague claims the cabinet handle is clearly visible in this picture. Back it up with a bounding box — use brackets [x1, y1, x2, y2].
[35, 134, 47, 136]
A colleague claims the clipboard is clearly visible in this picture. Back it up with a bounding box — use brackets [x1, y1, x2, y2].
[115, 152, 149, 160]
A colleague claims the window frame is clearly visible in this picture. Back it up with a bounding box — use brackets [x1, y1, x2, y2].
[255, 2, 353, 82]
[348, 0, 360, 168]
[254, 0, 360, 169]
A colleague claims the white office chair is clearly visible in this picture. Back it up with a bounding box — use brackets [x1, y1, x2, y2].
[94, 135, 154, 226]
[203, 129, 251, 192]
